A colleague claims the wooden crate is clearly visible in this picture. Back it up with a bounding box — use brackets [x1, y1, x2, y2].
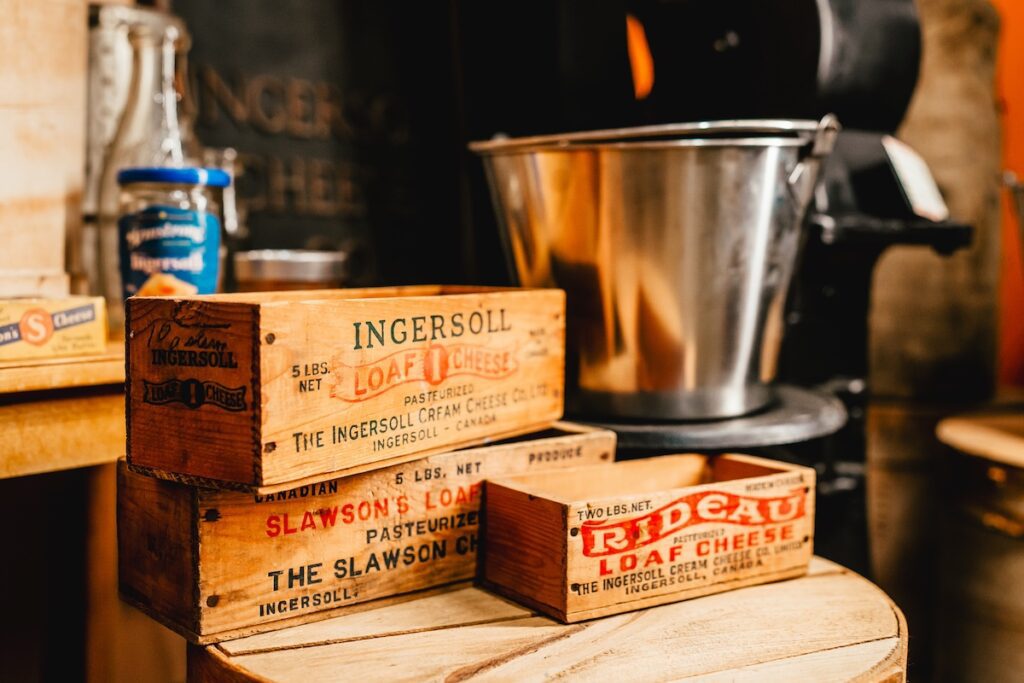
[0, 0, 86, 292]
[483, 453, 815, 622]
[0, 272, 69, 299]
[118, 423, 613, 643]
[126, 285, 565, 492]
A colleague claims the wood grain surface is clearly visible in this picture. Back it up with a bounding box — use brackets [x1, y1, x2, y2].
[188, 557, 908, 682]
[0, 272, 69, 299]
[484, 454, 815, 622]
[127, 286, 565, 491]
[937, 411, 1024, 469]
[118, 425, 614, 641]
[0, 389, 124, 479]
[0, 0, 86, 283]
[0, 341, 123, 395]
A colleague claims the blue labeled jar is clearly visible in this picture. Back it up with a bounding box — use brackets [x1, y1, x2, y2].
[117, 167, 230, 298]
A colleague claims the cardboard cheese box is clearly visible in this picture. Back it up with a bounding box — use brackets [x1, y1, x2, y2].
[482, 453, 815, 622]
[118, 423, 614, 643]
[0, 296, 106, 362]
[125, 285, 565, 492]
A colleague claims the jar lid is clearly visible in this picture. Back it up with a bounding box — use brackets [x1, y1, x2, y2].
[117, 167, 231, 188]
[233, 250, 351, 283]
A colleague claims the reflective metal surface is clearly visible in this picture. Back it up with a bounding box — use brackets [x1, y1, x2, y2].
[469, 119, 824, 152]
[234, 249, 354, 287]
[588, 384, 847, 451]
[473, 117, 838, 420]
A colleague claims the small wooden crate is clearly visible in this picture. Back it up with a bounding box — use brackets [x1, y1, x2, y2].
[118, 423, 613, 643]
[482, 453, 815, 622]
[0, 296, 106, 362]
[126, 285, 565, 492]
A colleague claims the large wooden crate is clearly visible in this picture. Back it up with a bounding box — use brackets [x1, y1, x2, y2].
[118, 423, 613, 643]
[126, 285, 565, 491]
[483, 453, 815, 622]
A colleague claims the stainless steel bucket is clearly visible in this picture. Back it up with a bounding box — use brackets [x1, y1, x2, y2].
[471, 117, 839, 420]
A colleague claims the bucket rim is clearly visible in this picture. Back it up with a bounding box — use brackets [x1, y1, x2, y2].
[472, 137, 810, 154]
[469, 119, 821, 154]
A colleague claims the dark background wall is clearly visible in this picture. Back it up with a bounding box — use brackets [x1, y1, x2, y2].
[173, 0, 641, 286]
[177, 1, 467, 284]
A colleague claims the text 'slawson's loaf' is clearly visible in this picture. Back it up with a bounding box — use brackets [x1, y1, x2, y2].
[118, 424, 614, 643]
[126, 286, 565, 491]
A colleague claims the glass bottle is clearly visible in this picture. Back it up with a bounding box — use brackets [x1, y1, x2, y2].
[97, 20, 200, 333]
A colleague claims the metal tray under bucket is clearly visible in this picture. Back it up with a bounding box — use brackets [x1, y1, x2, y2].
[472, 117, 839, 420]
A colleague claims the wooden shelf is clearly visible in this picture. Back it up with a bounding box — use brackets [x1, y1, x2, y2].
[0, 388, 124, 479]
[0, 341, 124, 395]
[189, 558, 908, 682]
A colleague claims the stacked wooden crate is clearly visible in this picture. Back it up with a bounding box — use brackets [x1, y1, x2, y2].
[0, 0, 86, 299]
[117, 285, 616, 642]
[118, 284, 821, 654]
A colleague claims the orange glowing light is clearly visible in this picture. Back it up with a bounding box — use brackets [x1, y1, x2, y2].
[626, 13, 655, 100]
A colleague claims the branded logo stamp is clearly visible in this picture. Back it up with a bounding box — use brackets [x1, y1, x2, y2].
[330, 343, 518, 402]
[18, 309, 54, 346]
[580, 488, 807, 557]
[143, 378, 247, 411]
[0, 303, 98, 347]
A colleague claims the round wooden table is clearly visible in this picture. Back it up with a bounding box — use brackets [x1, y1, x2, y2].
[935, 411, 1024, 681]
[188, 557, 907, 682]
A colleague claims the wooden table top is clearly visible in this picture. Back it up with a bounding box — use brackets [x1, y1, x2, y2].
[937, 410, 1024, 469]
[188, 557, 907, 682]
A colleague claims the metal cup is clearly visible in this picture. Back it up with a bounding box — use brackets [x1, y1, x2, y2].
[472, 116, 839, 420]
